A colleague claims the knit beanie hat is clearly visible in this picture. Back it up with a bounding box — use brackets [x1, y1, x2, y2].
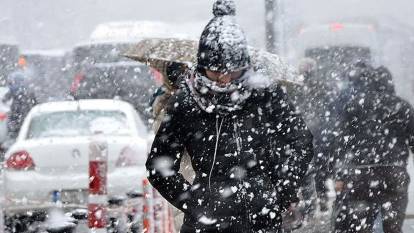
[197, 0, 251, 73]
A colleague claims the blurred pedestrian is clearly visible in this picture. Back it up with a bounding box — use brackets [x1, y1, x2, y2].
[146, 0, 314, 232]
[3, 70, 37, 139]
[332, 63, 413, 233]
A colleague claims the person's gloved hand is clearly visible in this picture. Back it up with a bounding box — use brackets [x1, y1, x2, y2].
[187, 196, 217, 226]
[195, 213, 217, 226]
[279, 193, 299, 212]
[277, 183, 300, 212]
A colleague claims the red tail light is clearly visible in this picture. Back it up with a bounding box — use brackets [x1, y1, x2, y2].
[116, 147, 138, 167]
[0, 113, 7, 121]
[6, 151, 35, 170]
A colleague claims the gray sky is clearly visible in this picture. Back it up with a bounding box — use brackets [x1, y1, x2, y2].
[289, 0, 413, 24]
[0, 0, 265, 50]
[1, 0, 413, 50]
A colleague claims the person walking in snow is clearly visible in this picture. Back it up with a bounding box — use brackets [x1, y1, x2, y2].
[3, 70, 37, 139]
[332, 63, 414, 233]
[145, 1, 314, 232]
[149, 61, 196, 230]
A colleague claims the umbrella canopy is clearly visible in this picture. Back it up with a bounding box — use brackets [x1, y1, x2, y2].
[124, 38, 197, 77]
[124, 38, 197, 64]
[124, 38, 301, 93]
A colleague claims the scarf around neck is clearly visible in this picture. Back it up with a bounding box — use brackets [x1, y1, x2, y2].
[186, 69, 253, 114]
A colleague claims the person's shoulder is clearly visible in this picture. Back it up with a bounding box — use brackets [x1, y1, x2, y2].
[165, 80, 198, 115]
[250, 83, 287, 100]
[245, 84, 292, 115]
[391, 95, 414, 114]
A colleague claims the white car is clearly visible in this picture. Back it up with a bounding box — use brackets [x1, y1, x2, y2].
[2, 99, 149, 215]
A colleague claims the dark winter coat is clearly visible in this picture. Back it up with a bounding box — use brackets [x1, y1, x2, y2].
[146, 83, 314, 233]
[331, 66, 412, 233]
[7, 88, 37, 138]
[334, 87, 414, 176]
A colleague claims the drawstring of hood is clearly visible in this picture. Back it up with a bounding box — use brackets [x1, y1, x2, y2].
[209, 116, 225, 192]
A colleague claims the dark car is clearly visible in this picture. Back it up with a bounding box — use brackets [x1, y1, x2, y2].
[68, 42, 134, 94]
[68, 42, 156, 125]
[71, 42, 132, 70]
[72, 62, 155, 126]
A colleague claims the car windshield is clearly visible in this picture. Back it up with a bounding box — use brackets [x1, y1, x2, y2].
[27, 110, 132, 139]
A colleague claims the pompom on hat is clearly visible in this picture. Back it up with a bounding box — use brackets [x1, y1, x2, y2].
[197, 0, 251, 73]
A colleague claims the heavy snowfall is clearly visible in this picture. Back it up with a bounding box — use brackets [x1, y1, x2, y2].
[0, 0, 413, 232]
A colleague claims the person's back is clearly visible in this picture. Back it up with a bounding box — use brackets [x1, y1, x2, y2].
[342, 92, 412, 166]
[333, 64, 413, 233]
[338, 69, 414, 169]
[5, 71, 37, 138]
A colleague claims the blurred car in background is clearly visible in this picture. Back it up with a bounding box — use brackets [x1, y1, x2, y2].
[2, 99, 149, 228]
[72, 62, 154, 125]
[293, 23, 377, 84]
[71, 41, 132, 68]
[68, 42, 156, 126]
[289, 23, 377, 119]
[68, 41, 137, 94]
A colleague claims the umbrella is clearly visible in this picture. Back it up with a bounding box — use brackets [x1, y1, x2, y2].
[124, 38, 301, 93]
[124, 38, 197, 78]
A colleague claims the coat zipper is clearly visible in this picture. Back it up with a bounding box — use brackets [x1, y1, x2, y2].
[208, 116, 224, 192]
[233, 118, 251, 231]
